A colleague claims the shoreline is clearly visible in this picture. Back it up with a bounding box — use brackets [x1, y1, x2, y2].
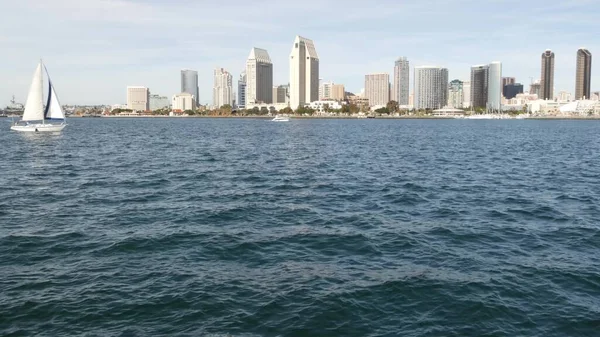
[68, 115, 600, 120]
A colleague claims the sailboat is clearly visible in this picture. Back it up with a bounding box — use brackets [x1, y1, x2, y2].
[11, 60, 66, 132]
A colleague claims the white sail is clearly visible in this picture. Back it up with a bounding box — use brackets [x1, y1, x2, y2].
[46, 83, 65, 120]
[22, 62, 44, 121]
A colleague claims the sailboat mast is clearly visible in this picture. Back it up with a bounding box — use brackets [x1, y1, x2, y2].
[41, 60, 45, 124]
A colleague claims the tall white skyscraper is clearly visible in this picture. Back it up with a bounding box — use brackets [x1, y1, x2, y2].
[394, 57, 410, 105]
[246, 48, 273, 105]
[126, 86, 150, 111]
[487, 62, 502, 111]
[290, 35, 319, 109]
[181, 69, 199, 107]
[414, 66, 448, 110]
[213, 68, 233, 108]
[365, 73, 390, 107]
[462, 81, 471, 108]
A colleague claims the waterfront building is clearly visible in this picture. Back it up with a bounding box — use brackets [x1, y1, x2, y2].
[462, 81, 471, 108]
[181, 69, 199, 107]
[172, 92, 196, 111]
[470, 65, 489, 109]
[307, 100, 345, 113]
[487, 62, 502, 111]
[319, 81, 334, 100]
[393, 57, 410, 105]
[246, 48, 273, 106]
[540, 49, 555, 100]
[290, 36, 319, 109]
[149, 94, 169, 111]
[414, 66, 448, 110]
[273, 85, 288, 104]
[364, 73, 390, 107]
[504, 83, 524, 100]
[126, 86, 149, 112]
[448, 79, 464, 109]
[529, 81, 541, 98]
[237, 72, 247, 109]
[575, 48, 592, 100]
[331, 84, 345, 101]
[213, 68, 233, 108]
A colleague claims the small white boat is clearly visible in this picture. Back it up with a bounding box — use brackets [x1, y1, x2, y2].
[11, 60, 67, 132]
[271, 115, 290, 122]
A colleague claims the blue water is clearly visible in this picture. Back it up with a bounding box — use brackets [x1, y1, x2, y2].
[1, 118, 599, 336]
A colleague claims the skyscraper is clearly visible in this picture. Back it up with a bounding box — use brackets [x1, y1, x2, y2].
[126, 86, 150, 111]
[530, 81, 541, 98]
[237, 72, 247, 109]
[487, 62, 502, 111]
[246, 48, 273, 105]
[504, 83, 524, 99]
[213, 68, 233, 108]
[448, 79, 463, 109]
[272, 85, 288, 104]
[540, 49, 555, 100]
[365, 73, 390, 107]
[394, 57, 410, 105]
[181, 69, 199, 107]
[575, 48, 592, 100]
[470, 65, 489, 109]
[414, 66, 448, 110]
[462, 81, 471, 108]
[502, 77, 516, 88]
[290, 36, 319, 109]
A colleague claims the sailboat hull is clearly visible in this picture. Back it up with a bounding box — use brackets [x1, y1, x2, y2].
[11, 123, 66, 132]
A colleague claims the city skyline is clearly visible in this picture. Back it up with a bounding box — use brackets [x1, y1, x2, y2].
[0, 1, 599, 106]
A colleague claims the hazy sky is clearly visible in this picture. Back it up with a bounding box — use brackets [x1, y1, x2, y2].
[1, 0, 598, 106]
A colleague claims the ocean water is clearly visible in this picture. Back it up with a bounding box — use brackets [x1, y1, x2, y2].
[1, 118, 599, 336]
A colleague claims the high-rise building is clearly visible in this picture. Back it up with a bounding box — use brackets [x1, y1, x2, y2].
[502, 77, 516, 88]
[331, 84, 345, 101]
[213, 68, 233, 108]
[319, 81, 334, 100]
[462, 81, 471, 108]
[540, 49, 555, 100]
[237, 72, 247, 109]
[365, 73, 390, 107]
[529, 80, 541, 98]
[181, 69, 199, 107]
[414, 66, 448, 110]
[487, 62, 502, 111]
[470, 65, 489, 109]
[290, 35, 319, 109]
[149, 94, 169, 111]
[126, 86, 150, 111]
[575, 48, 592, 100]
[272, 85, 287, 104]
[448, 79, 464, 109]
[394, 57, 410, 105]
[246, 48, 273, 106]
[172, 93, 196, 111]
[504, 83, 524, 99]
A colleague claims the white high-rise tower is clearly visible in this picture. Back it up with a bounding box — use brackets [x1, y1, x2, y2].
[213, 68, 233, 108]
[246, 48, 273, 106]
[487, 62, 502, 112]
[289, 36, 319, 109]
